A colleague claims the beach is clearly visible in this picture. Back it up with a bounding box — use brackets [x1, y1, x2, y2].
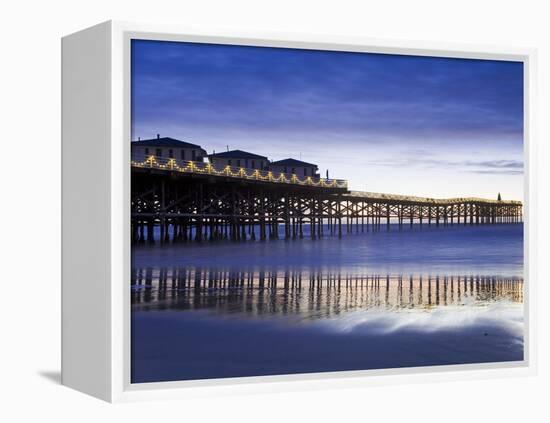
[131, 223, 524, 383]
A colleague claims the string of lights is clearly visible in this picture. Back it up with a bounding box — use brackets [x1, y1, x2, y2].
[131, 155, 349, 189]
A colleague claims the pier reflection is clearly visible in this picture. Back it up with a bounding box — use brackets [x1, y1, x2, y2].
[131, 268, 523, 319]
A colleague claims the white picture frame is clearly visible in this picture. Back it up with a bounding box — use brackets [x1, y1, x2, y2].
[61, 20, 538, 403]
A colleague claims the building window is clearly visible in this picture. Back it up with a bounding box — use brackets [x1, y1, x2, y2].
[228, 159, 232, 166]
[291, 168, 295, 174]
[245, 159, 249, 168]
[144, 148, 149, 155]
[192, 150, 196, 161]
[251, 161, 255, 169]
[304, 168, 307, 176]
[168, 149, 174, 158]
[237, 160, 241, 167]
[156, 148, 162, 157]
[181, 150, 185, 160]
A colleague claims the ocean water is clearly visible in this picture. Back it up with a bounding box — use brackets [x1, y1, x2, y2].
[131, 223, 524, 383]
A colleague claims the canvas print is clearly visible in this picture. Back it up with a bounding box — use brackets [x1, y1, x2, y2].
[130, 40, 524, 383]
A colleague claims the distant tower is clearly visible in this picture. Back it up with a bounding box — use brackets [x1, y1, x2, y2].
[498, 192, 502, 201]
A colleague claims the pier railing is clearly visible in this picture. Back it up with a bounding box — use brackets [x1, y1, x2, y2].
[131, 155, 348, 189]
[346, 190, 522, 206]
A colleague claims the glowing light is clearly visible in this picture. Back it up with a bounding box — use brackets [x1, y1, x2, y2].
[131, 156, 348, 189]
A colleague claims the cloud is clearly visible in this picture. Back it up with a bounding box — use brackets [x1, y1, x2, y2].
[131, 40, 524, 197]
[131, 39, 524, 144]
[463, 160, 523, 175]
[366, 157, 523, 175]
[470, 169, 523, 175]
[464, 160, 523, 169]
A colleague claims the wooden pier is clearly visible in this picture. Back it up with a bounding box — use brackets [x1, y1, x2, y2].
[131, 158, 523, 243]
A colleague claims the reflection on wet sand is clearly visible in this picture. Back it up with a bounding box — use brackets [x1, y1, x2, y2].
[131, 268, 523, 319]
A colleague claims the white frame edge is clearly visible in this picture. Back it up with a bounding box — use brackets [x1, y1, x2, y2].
[62, 20, 538, 403]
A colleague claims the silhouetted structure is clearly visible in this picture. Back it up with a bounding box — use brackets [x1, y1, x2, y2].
[207, 150, 268, 170]
[131, 158, 523, 243]
[131, 135, 207, 165]
[269, 158, 319, 177]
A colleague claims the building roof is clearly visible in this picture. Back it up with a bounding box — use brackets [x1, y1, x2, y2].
[270, 158, 318, 168]
[131, 137, 205, 150]
[208, 150, 268, 160]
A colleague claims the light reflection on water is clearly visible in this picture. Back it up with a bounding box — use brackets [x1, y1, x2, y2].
[131, 267, 523, 321]
[130, 224, 525, 382]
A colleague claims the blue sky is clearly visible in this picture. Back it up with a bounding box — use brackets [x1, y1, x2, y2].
[131, 39, 523, 200]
